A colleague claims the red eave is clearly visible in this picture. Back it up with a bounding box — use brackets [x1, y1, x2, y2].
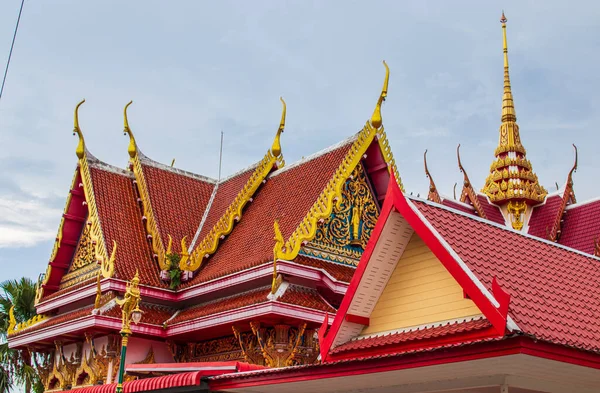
[60, 371, 205, 393]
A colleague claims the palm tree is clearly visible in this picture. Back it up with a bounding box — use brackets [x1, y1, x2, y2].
[0, 278, 43, 393]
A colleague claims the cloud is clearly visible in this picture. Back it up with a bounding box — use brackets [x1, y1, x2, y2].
[0, 197, 61, 248]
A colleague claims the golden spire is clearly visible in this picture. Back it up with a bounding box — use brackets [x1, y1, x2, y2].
[480, 12, 547, 215]
[424, 150, 442, 204]
[370, 61, 389, 129]
[500, 11, 516, 124]
[271, 97, 286, 157]
[73, 99, 86, 159]
[123, 100, 137, 158]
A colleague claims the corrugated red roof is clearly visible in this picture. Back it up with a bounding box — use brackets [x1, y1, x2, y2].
[169, 287, 271, 325]
[442, 199, 475, 215]
[528, 194, 562, 239]
[60, 371, 203, 393]
[559, 200, 600, 254]
[278, 285, 336, 313]
[90, 166, 163, 287]
[475, 194, 505, 225]
[412, 199, 600, 353]
[181, 142, 353, 286]
[141, 160, 215, 254]
[330, 318, 492, 354]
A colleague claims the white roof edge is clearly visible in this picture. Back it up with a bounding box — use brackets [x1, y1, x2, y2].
[565, 195, 600, 210]
[408, 195, 600, 261]
[269, 133, 359, 178]
[438, 195, 475, 210]
[138, 150, 217, 184]
[86, 153, 134, 178]
[405, 198, 522, 331]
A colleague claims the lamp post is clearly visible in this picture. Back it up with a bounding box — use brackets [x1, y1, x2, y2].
[115, 271, 143, 393]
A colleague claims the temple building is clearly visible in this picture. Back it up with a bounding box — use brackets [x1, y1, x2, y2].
[7, 13, 600, 393]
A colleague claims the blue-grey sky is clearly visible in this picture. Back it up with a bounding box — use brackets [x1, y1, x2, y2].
[0, 1, 599, 283]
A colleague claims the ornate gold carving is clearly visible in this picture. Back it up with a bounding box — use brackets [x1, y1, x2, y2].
[507, 200, 527, 230]
[457, 145, 488, 220]
[134, 347, 155, 365]
[481, 14, 547, 206]
[124, 102, 167, 270]
[185, 335, 244, 363]
[59, 223, 101, 289]
[234, 322, 318, 367]
[183, 101, 286, 272]
[370, 60, 389, 129]
[300, 164, 379, 265]
[94, 271, 102, 309]
[115, 271, 142, 335]
[73, 351, 101, 387]
[275, 121, 397, 263]
[7, 306, 16, 333]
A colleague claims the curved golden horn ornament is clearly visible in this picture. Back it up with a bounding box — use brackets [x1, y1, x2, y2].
[271, 97, 286, 157]
[370, 60, 389, 129]
[73, 99, 86, 159]
[568, 144, 578, 182]
[123, 100, 137, 158]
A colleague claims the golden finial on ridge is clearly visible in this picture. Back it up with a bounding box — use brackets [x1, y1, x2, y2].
[123, 100, 137, 158]
[271, 97, 286, 158]
[424, 150, 442, 204]
[370, 60, 389, 129]
[73, 99, 86, 159]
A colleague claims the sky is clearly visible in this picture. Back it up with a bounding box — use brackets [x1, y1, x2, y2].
[0, 1, 599, 283]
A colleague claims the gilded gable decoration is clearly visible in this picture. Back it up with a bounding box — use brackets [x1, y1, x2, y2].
[300, 164, 380, 266]
[182, 98, 287, 272]
[274, 62, 403, 263]
[424, 150, 442, 204]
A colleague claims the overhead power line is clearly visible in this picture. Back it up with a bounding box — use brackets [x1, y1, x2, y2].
[0, 0, 26, 103]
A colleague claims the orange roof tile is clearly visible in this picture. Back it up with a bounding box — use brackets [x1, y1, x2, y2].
[181, 141, 353, 286]
[293, 255, 355, 283]
[169, 287, 272, 324]
[89, 165, 163, 286]
[278, 285, 336, 313]
[141, 159, 215, 254]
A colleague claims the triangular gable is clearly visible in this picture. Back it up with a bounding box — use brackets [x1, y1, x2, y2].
[320, 173, 512, 362]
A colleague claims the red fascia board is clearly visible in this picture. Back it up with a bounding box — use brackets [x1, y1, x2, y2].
[209, 337, 524, 391]
[209, 336, 600, 391]
[319, 176, 398, 361]
[345, 314, 370, 326]
[328, 325, 500, 362]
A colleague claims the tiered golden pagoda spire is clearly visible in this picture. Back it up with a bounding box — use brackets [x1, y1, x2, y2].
[481, 12, 547, 229]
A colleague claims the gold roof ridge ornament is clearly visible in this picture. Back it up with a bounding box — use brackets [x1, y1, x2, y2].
[272, 65, 403, 263]
[424, 150, 442, 204]
[73, 99, 86, 159]
[370, 60, 389, 129]
[123, 100, 138, 158]
[182, 98, 287, 272]
[480, 12, 547, 212]
[457, 144, 488, 219]
[271, 97, 286, 157]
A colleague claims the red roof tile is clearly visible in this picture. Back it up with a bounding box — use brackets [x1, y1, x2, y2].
[559, 199, 600, 254]
[441, 199, 476, 215]
[10, 305, 94, 337]
[330, 318, 492, 354]
[278, 285, 336, 313]
[476, 194, 505, 225]
[293, 255, 355, 283]
[141, 160, 215, 254]
[90, 166, 164, 287]
[101, 302, 174, 326]
[528, 194, 562, 239]
[412, 199, 600, 353]
[181, 141, 354, 286]
[61, 371, 203, 393]
[195, 167, 256, 242]
[169, 287, 272, 324]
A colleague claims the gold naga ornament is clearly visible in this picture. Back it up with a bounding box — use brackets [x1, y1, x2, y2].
[480, 12, 547, 230]
[272, 61, 402, 264]
[180, 98, 287, 272]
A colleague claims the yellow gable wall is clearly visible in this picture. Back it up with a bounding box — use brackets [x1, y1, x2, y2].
[361, 232, 482, 336]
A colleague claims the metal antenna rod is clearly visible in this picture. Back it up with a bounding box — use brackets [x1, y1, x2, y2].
[218, 130, 224, 182]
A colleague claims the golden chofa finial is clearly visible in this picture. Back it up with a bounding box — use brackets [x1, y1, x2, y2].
[271, 97, 286, 157]
[73, 99, 86, 159]
[123, 100, 137, 158]
[370, 60, 389, 129]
